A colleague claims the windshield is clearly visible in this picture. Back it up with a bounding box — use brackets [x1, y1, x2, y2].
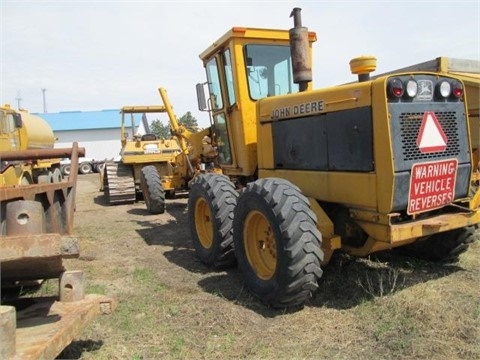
[244, 44, 298, 100]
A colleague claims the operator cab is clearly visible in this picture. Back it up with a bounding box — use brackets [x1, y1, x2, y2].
[196, 27, 316, 178]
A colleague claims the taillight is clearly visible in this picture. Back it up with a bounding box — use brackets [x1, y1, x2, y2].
[388, 78, 404, 99]
[451, 80, 464, 99]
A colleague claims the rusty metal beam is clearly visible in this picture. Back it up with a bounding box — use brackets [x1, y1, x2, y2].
[0, 234, 79, 261]
[0, 146, 85, 161]
[0, 182, 73, 201]
[0, 234, 80, 282]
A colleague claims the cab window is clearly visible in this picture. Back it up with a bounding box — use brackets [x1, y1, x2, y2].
[244, 44, 299, 100]
[206, 57, 223, 110]
[213, 113, 232, 165]
[223, 49, 236, 107]
[0, 111, 5, 134]
[0, 113, 16, 134]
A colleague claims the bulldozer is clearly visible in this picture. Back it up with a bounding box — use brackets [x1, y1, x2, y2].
[102, 88, 221, 215]
[184, 8, 480, 309]
[102, 106, 182, 214]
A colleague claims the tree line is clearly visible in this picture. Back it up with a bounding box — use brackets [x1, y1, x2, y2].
[150, 111, 199, 138]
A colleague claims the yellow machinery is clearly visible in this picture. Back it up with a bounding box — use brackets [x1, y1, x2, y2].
[0, 104, 64, 185]
[103, 91, 220, 214]
[0, 107, 115, 358]
[186, 8, 480, 308]
[102, 106, 182, 213]
[158, 87, 219, 179]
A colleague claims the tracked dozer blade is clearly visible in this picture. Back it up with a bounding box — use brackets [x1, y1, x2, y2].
[103, 161, 136, 204]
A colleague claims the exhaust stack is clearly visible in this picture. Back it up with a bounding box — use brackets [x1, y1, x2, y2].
[289, 8, 312, 92]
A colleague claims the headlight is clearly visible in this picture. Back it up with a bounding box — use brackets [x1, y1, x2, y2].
[405, 79, 418, 99]
[436, 80, 451, 99]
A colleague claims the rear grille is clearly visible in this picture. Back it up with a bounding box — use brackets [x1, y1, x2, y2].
[399, 111, 460, 161]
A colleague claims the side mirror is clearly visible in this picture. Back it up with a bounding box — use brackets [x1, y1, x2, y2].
[196, 83, 207, 111]
[13, 113, 22, 128]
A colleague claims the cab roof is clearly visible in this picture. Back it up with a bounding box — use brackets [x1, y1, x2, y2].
[199, 27, 317, 62]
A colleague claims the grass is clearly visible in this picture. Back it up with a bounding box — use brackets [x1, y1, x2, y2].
[86, 283, 107, 295]
[67, 247, 480, 360]
[474, 303, 480, 320]
[56, 174, 480, 360]
[168, 335, 186, 357]
[132, 267, 155, 284]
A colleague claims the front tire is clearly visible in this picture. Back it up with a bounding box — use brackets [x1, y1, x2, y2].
[140, 166, 165, 214]
[233, 178, 323, 309]
[188, 174, 238, 267]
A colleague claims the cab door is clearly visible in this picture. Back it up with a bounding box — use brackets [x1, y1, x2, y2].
[0, 109, 21, 151]
[204, 52, 235, 167]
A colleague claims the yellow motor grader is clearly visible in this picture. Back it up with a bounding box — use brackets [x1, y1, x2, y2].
[185, 8, 480, 309]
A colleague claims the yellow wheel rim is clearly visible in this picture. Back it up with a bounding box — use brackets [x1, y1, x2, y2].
[244, 210, 276, 280]
[194, 197, 214, 249]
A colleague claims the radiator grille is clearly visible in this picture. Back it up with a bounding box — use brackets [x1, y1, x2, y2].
[399, 111, 460, 161]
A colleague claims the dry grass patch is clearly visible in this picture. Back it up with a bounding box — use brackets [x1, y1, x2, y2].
[56, 174, 480, 359]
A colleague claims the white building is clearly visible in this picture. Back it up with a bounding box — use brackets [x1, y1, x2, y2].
[35, 109, 142, 162]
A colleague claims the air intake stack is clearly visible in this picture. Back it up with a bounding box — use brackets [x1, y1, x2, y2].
[350, 56, 377, 82]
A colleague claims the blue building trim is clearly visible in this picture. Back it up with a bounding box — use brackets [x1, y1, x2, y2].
[33, 109, 140, 131]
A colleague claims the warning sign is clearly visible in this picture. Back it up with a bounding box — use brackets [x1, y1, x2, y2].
[416, 112, 447, 153]
[408, 159, 457, 214]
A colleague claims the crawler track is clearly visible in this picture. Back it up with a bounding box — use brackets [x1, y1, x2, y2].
[103, 161, 136, 205]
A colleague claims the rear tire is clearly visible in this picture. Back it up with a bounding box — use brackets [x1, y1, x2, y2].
[35, 171, 53, 184]
[79, 162, 92, 174]
[95, 162, 105, 173]
[165, 190, 176, 199]
[21, 173, 32, 185]
[140, 165, 165, 214]
[188, 173, 238, 267]
[233, 178, 323, 309]
[398, 226, 478, 262]
[61, 164, 71, 176]
[52, 168, 63, 182]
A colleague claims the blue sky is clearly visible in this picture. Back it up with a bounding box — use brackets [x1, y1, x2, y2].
[1, 0, 479, 128]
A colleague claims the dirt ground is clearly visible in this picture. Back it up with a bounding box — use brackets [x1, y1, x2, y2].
[58, 173, 480, 360]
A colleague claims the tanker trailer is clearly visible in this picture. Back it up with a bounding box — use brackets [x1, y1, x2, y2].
[0, 104, 64, 185]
